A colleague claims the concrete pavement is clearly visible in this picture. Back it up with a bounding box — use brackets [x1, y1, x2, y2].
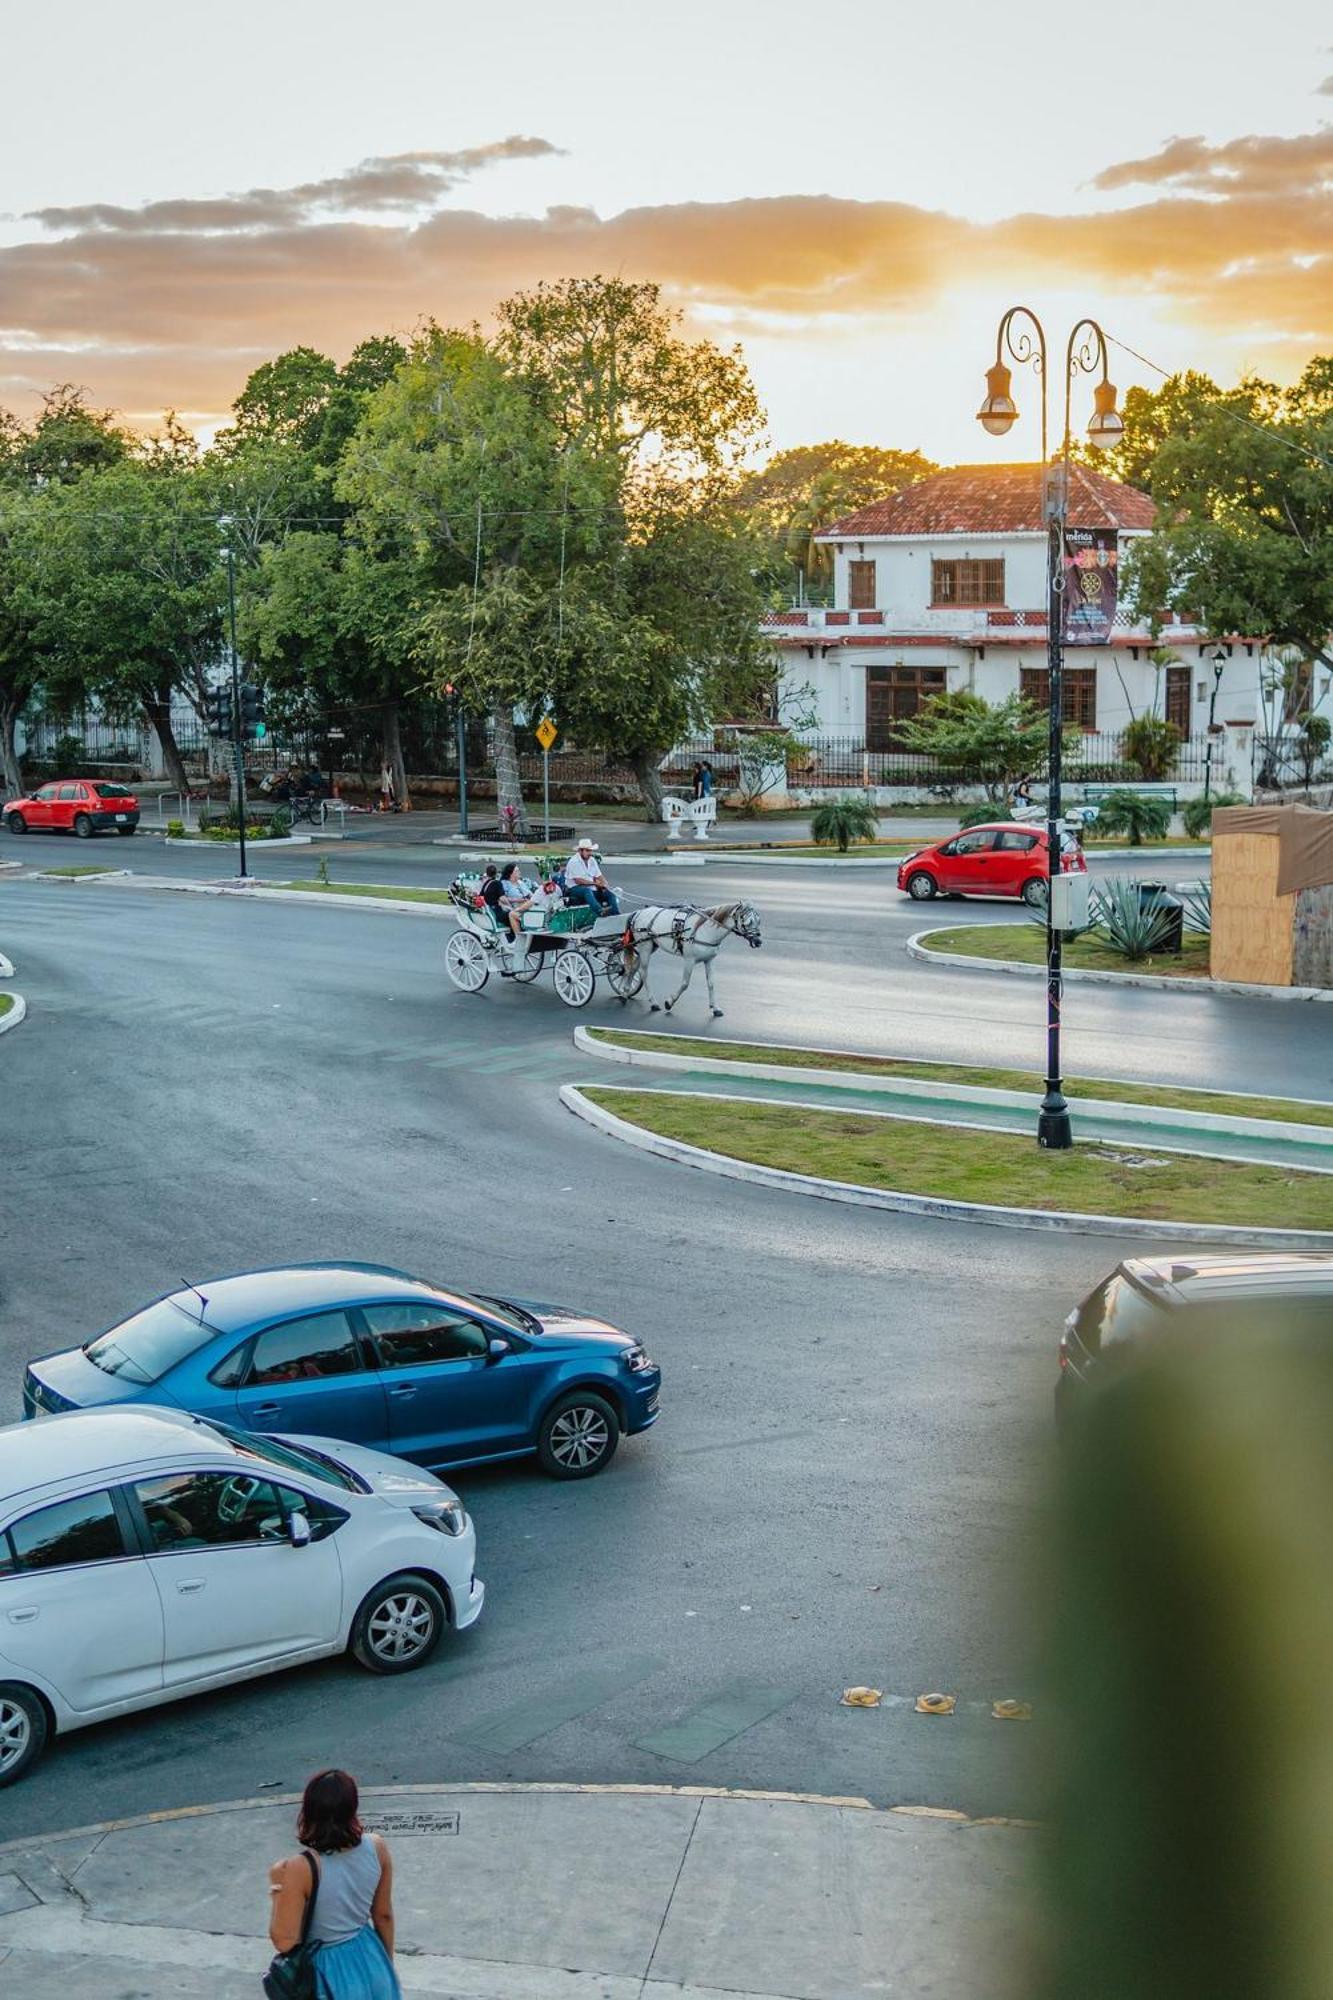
[0, 1784, 1037, 1999]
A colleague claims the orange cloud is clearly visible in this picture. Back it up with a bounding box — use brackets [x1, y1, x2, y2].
[1, 119, 1327, 430]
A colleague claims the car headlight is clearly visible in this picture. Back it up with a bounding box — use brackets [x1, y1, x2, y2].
[624, 1345, 654, 1373]
[411, 1500, 466, 1537]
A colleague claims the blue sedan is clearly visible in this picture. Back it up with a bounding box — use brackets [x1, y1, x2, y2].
[22, 1264, 661, 1479]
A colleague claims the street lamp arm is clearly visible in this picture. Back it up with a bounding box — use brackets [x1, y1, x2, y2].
[993, 307, 1049, 463]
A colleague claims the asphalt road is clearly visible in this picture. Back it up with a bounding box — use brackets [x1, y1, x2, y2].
[1, 859, 1327, 1845]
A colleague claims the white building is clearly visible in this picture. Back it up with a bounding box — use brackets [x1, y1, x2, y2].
[763, 462, 1280, 798]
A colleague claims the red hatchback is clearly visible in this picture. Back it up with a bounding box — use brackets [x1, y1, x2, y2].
[4, 779, 140, 839]
[897, 821, 1085, 907]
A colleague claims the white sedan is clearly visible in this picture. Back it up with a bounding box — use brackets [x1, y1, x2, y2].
[0, 1404, 483, 1784]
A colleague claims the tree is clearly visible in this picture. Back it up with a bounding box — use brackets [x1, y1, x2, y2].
[0, 389, 133, 793]
[734, 442, 936, 601]
[10, 452, 222, 792]
[893, 691, 1064, 802]
[338, 324, 607, 818]
[1119, 360, 1333, 688]
[492, 278, 772, 816]
[496, 275, 764, 474]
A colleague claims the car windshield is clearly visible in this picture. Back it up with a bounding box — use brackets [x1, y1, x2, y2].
[202, 1419, 369, 1493]
[427, 1285, 531, 1337]
[93, 783, 133, 799]
[83, 1296, 219, 1384]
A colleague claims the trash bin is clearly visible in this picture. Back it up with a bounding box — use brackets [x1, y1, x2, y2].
[1136, 881, 1184, 953]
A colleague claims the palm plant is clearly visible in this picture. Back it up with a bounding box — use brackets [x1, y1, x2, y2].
[810, 794, 879, 851]
[1122, 715, 1182, 781]
[1181, 792, 1245, 840]
[1178, 879, 1212, 935]
[1094, 789, 1172, 845]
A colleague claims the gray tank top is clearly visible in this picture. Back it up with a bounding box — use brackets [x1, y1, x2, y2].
[306, 1838, 383, 1946]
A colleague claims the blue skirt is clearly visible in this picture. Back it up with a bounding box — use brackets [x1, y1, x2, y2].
[312, 1924, 402, 1999]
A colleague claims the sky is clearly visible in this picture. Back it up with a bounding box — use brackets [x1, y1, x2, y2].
[2, 0, 1330, 464]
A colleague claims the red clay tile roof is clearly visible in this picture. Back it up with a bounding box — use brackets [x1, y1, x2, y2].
[817, 462, 1156, 538]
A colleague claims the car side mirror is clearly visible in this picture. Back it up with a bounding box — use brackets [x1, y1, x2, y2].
[287, 1511, 312, 1547]
[486, 1337, 510, 1363]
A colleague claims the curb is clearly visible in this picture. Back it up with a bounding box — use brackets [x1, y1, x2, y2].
[164, 833, 314, 849]
[0, 950, 13, 977]
[561, 1083, 1333, 1250]
[0, 1779, 1042, 1861]
[0, 993, 26, 1036]
[572, 1027, 1333, 1158]
[907, 931, 1333, 1002]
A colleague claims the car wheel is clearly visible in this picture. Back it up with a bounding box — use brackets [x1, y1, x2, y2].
[538, 1391, 620, 1478]
[1021, 877, 1048, 909]
[0, 1684, 48, 1787]
[73, 814, 93, 839]
[350, 1573, 447, 1674]
[4, 813, 25, 836]
[906, 870, 938, 901]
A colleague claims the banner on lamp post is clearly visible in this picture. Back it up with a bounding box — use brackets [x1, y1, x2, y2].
[1062, 528, 1118, 644]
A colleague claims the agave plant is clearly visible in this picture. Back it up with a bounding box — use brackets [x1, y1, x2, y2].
[1177, 879, 1212, 934]
[810, 794, 879, 851]
[1091, 877, 1178, 960]
[1093, 789, 1172, 845]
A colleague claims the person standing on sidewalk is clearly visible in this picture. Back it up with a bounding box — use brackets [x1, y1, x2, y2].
[269, 1769, 402, 1998]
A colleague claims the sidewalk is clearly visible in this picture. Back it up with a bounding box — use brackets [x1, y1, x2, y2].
[0, 1783, 1037, 1999]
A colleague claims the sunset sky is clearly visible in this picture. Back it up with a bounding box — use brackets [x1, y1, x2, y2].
[3, 0, 1330, 464]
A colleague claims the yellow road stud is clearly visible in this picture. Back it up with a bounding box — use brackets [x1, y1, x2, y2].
[914, 1692, 957, 1716]
[991, 1699, 1033, 1722]
[840, 1687, 883, 1708]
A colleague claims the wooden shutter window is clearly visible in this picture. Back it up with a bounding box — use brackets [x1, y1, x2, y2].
[932, 559, 1005, 607]
[848, 560, 877, 610]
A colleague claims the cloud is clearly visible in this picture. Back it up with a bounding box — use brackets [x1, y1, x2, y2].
[0, 120, 1327, 429]
[23, 137, 562, 235]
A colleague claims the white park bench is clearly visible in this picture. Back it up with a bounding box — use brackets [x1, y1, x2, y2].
[661, 795, 717, 841]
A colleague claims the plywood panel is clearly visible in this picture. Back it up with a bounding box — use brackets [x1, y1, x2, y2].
[1212, 831, 1294, 985]
[1293, 884, 1333, 990]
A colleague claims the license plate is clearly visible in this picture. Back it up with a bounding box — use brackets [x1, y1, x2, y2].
[115, 813, 128, 822]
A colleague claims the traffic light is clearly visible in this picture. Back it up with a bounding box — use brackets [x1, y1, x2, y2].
[205, 684, 233, 738]
[239, 683, 266, 740]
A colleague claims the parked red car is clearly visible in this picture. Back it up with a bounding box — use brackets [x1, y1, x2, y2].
[4, 780, 140, 839]
[897, 821, 1085, 907]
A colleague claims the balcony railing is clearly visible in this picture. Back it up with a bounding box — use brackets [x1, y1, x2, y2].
[761, 606, 1205, 640]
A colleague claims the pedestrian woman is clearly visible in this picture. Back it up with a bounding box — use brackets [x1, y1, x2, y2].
[691, 760, 704, 801]
[379, 762, 396, 814]
[268, 1768, 402, 1998]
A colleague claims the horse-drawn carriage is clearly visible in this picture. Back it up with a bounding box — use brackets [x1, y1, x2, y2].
[445, 876, 646, 1007]
[445, 874, 762, 1015]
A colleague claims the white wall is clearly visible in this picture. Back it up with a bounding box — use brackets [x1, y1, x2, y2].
[833, 534, 1049, 614]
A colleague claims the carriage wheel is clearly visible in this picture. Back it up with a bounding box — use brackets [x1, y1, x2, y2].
[553, 946, 596, 1008]
[605, 945, 645, 1002]
[445, 930, 489, 993]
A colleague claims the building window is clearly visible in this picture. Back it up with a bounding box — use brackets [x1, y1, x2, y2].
[1164, 665, 1191, 732]
[865, 665, 947, 750]
[848, 560, 876, 610]
[1020, 667, 1097, 728]
[931, 558, 1005, 607]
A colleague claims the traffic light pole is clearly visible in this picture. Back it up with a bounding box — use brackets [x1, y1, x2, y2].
[225, 543, 248, 881]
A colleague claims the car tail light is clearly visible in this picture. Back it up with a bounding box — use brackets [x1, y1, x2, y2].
[1058, 1337, 1070, 1371]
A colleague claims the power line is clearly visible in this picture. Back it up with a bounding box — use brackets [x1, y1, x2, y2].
[1105, 332, 1333, 473]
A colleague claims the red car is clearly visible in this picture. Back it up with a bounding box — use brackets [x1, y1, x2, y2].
[897, 821, 1085, 907]
[4, 779, 140, 839]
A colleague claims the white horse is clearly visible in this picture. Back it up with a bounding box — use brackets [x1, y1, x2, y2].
[625, 901, 762, 1017]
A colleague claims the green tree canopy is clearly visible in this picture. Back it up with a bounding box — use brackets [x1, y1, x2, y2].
[1118, 359, 1333, 686]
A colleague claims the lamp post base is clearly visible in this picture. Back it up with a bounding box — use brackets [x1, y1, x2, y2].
[1038, 1091, 1073, 1151]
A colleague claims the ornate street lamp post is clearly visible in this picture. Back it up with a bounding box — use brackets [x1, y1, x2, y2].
[976, 309, 1124, 1149]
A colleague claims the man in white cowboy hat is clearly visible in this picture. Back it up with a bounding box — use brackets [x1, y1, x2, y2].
[564, 835, 619, 915]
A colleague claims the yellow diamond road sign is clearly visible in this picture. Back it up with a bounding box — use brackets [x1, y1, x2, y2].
[535, 717, 558, 752]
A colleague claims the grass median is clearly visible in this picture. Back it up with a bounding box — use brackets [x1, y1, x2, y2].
[585, 1029, 1333, 1130]
[276, 880, 454, 904]
[585, 1088, 1333, 1231]
[0, 994, 12, 1018]
[921, 924, 1212, 978]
